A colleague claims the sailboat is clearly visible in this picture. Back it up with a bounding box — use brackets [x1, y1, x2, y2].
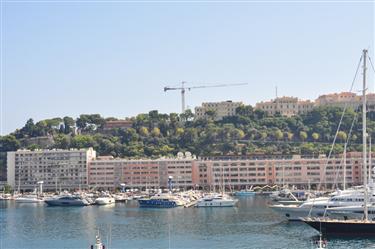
[302, 49, 375, 236]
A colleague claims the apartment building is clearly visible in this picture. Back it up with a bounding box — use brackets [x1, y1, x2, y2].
[316, 92, 375, 111]
[255, 97, 314, 117]
[195, 101, 243, 120]
[194, 153, 372, 190]
[7, 147, 373, 191]
[7, 148, 96, 191]
[88, 155, 194, 190]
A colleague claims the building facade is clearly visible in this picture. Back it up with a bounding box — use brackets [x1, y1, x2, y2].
[195, 101, 243, 120]
[7, 148, 374, 191]
[88, 155, 194, 190]
[315, 92, 375, 111]
[7, 148, 96, 191]
[194, 153, 372, 190]
[255, 97, 314, 117]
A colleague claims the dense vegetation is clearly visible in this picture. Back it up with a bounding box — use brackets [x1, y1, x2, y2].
[1, 106, 375, 163]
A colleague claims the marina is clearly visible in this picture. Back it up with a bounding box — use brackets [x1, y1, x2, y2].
[1, 196, 374, 249]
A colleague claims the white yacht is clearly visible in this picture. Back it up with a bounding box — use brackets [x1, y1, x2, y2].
[15, 194, 44, 203]
[195, 194, 238, 207]
[269, 188, 373, 221]
[326, 203, 375, 220]
[95, 196, 115, 205]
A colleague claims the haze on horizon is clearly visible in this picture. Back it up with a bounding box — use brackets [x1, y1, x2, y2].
[1, 1, 375, 135]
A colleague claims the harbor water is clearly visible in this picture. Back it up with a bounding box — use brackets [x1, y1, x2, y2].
[1, 196, 375, 249]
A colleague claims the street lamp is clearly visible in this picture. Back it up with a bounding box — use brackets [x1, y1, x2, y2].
[168, 176, 173, 193]
[37, 181, 44, 195]
[120, 183, 126, 193]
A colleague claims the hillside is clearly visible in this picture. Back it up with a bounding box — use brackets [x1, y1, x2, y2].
[1, 105, 375, 159]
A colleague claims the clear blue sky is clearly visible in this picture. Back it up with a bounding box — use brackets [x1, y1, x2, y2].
[1, 1, 374, 135]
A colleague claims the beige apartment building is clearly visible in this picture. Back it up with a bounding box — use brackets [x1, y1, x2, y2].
[255, 97, 314, 117]
[88, 155, 195, 190]
[316, 92, 375, 111]
[7, 148, 96, 191]
[195, 101, 243, 120]
[195, 153, 372, 190]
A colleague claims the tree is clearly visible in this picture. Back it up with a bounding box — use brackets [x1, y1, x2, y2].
[337, 131, 347, 142]
[54, 134, 70, 149]
[151, 127, 161, 137]
[286, 132, 294, 141]
[139, 127, 149, 137]
[0, 135, 20, 152]
[299, 131, 308, 142]
[63, 116, 75, 134]
[71, 135, 96, 148]
[274, 129, 283, 141]
[312, 132, 320, 141]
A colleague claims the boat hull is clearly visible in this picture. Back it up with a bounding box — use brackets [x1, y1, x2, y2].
[269, 204, 327, 221]
[195, 200, 237, 207]
[233, 191, 256, 197]
[15, 198, 44, 203]
[45, 199, 89, 206]
[138, 199, 178, 208]
[302, 218, 375, 236]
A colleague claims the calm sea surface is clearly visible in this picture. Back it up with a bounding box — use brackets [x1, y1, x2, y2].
[1, 196, 375, 249]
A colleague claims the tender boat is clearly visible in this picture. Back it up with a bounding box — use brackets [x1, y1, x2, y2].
[195, 194, 238, 207]
[138, 193, 186, 208]
[95, 196, 115, 205]
[90, 233, 105, 249]
[45, 195, 90, 206]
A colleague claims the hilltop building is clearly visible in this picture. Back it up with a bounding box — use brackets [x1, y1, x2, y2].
[195, 101, 243, 120]
[103, 120, 133, 130]
[255, 96, 314, 117]
[315, 92, 375, 111]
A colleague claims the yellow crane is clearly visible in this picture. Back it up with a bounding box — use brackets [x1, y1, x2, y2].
[163, 81, 248, 113]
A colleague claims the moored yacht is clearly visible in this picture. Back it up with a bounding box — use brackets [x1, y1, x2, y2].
[195, 194, 238, 207]
[45, 195, 90, 206]
[269, 189, 372, 221]
[233, 189, 256, 197]
[15, 194, 44, 203]
[95, 195, 115, 205]
[138, 193, 186, 208]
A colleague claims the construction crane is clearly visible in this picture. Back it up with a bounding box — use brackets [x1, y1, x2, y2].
[163, 82, 248, 113]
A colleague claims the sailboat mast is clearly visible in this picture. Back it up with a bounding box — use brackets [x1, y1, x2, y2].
[362, 49, 368, 221]
[343, 143, 347, 190]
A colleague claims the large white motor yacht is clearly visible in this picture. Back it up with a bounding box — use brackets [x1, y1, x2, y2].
[269, 188, 374, 221]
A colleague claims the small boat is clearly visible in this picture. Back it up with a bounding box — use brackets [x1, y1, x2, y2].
[138, 193, 185, 208]
[45, 195, 90, 206]
[315, 233, 327, 248]
[90, 233, 105, 249]
[15, 194, 44, 203]
[195, 194, 238, 207]
[233, 189, 256, 197]
[95, 196, 115, 205]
